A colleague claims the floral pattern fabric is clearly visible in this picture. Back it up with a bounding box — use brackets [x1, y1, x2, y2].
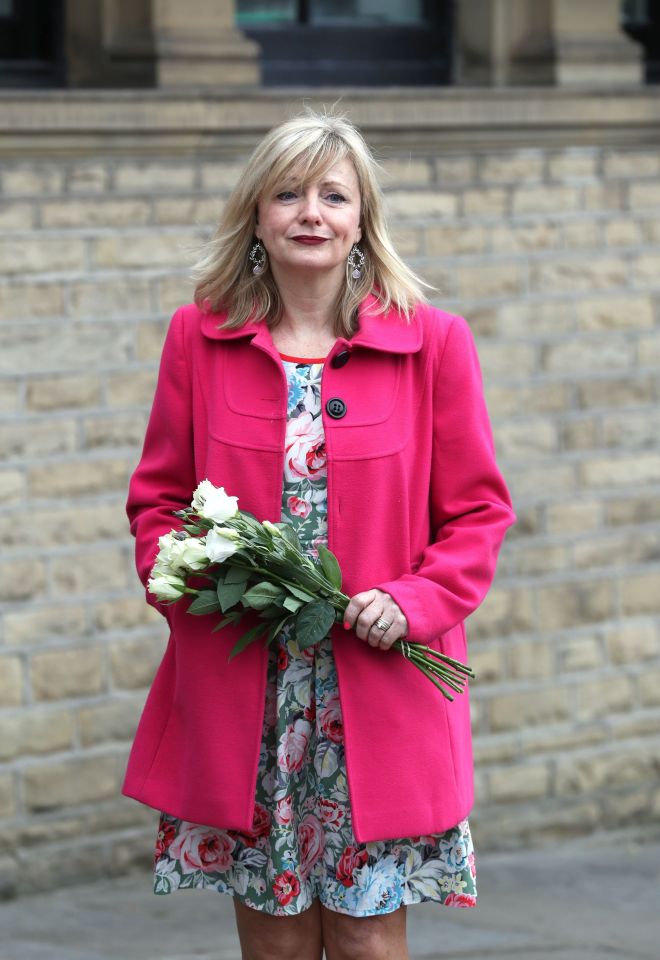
[152, 357, 477, 915]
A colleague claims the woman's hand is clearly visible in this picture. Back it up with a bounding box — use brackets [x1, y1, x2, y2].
[342, 588, 409, 651]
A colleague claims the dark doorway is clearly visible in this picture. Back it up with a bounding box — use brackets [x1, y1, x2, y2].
[0, 0, 65, 87]
[237, 0, 455, 86]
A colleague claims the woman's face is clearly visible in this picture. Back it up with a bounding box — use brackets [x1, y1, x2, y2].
[254, 156, 362, 283]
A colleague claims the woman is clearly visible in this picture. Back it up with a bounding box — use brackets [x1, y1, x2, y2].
[123, 109, 516, 959]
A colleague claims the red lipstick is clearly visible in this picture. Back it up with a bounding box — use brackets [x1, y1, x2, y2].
[291, 236, 328, 244]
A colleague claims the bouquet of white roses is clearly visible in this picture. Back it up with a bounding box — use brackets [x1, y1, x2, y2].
[148, 480, 475, 701]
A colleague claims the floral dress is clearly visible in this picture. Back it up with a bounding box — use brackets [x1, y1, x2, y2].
[152, 352, 477, 915]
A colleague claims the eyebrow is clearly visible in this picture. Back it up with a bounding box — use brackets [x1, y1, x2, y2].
[320, 180, 352, 192]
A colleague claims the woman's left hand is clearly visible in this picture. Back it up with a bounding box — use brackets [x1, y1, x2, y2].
[342, 588, 408, 651]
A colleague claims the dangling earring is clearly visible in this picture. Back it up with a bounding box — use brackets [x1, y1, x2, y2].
[249, 240, 267, 276]
[348, 243, 365, 280]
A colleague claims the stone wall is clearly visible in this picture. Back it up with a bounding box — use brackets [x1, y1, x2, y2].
[1, 107, 660, 895]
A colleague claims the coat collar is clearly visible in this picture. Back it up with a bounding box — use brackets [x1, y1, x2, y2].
[199, 292, 422, 355]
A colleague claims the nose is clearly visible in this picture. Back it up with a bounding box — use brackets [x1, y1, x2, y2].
[299, 190, 322, 223]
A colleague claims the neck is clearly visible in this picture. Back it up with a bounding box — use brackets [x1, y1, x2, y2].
[270, 264, 343, 337]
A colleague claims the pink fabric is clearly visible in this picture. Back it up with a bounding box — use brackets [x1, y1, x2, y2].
[122, 294, 516, 843]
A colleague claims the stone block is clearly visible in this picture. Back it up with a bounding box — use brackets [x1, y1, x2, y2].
[41, 198, 151, 228]
[603, 218, 644, 246]
[578, 376, 654, 408]
[154, 196, 221, 227]
[562, 220, 601, 248]
[638, 668, 660, 707]
[92, 231, 199, 270]
[156, 275, 196, 316]
[0, 201, 33, 229]
[433, 156, 476, 185]
[28, 458, 130, 497]
[466, 645, 504, 684]
[576, 295, 654, 331]
[556, 745, 660, 795]
[0, 708, 74, 761]
[384, 190, 457, 219]
[510, 462, 576, 500]
[490, 221, 560, 252]
[477, 152, 544, 183]
[0, 418, 77, 461]
[468, 586, 535, 639]
[472, 734, 518, 765]
[489, 763, 551, 802]
[0, 558, 46, 602]
[629, 182, 660, 209]
[457, 262, 524, 300]
[22, 754, 121, 812]
[462, 188, 509, 216]
[531, 257, 627, 294]
[508, 640, 554, 679]
[135, 318, 169, 361]
[541, 336, 634, 373]
[638, 333, 660, 367]
[3, 604, 89, 647]
[381, 158, 432, 185]
[546, 499, 602, 535]
[520, 722, 606, 755]
[489, 686, 570, 732]
[605, 495, 660, 526]
[0, 774, 16, 818]
[512, 185, 580, 215]
[602, 411, 660, 450]
[199, 161, 248, 191]
[30, 646, 103, 701]
[574, 529, 660, 569]
[0, 503, 125, 548]
[50, 548, 127, 595]
[574, 674, 634, 722]
[95, 595, 163, 632]
[2, 165, 65, 195]
[114, 162, 195, 192]
[580, 453, 660, 488]
[68, 277, 152, 319]
[109, 634, 166, 690]
[0, 656, 23, 706]
[494, 419, 558, 459]
[78, 698, 143, 747]
[603, 150, 660, 178]
[424, 224, 486, 255]
[82, 412, 149, 449]
[547, 151, 598, 179]
[496, 300, 575, 336]
[560, 415, 599, 452]
[557, 633, 604, 672]
[621, 572, 660, 616]
[26, 374, 101, 411]
[67, 162, 109, 194]
[0, 237, 86, 275]
[631, 253, 660, 287]
[0, 322, 132, 375]
[537, 579, 614, 631]
[582, 182, 624, 211]
[0, 469, 24, 503]
[106, 370, 157, 407]
[388, 225, 420, 257]
[0, 379, 17, 413]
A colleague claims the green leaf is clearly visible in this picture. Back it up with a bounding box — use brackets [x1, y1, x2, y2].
[211, 611, 243, 632]
[217, 577, 249, 613]
[316, 544, 342, 591]
[187, 590, 221, 615]
[183, 523, 205, 535]
[279, 523, 302, 553]
[228, 620, 270, 660]
[241, 581, 286, 611]
[264, 613, 292, 647]
[224, 565, 252, 584]
[286, 583, 317, 603]
[294, 600, 336, 650]
[283, 595, 304, 613]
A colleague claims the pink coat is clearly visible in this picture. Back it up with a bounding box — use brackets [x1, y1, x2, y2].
[122, 293, 516, 843]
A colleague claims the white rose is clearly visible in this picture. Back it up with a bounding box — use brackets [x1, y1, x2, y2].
[205, 527, 240, 564]
[148, 573, 186, 601]
[191, 479, 217, 513]
[156, 532, 180, 566]
[199, 486, 239, 524]
[175, 537, 209, 571]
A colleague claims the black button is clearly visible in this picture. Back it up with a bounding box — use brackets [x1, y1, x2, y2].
[326, 397, 347, 419]
[331, 349, 351, 369]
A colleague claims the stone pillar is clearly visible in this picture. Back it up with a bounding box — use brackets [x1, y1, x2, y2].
[551, 0, 643, 86]
[152, 0, 260, 88]
[65, 0, 154, 87]
[456, 0, 554, 86]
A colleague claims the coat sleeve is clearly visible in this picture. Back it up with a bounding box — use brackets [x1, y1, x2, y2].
[125, 306, 197, 618]
[373, 313, 516, 645]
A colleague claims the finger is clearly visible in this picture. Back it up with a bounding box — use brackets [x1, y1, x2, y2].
[342, 591, 377, 631]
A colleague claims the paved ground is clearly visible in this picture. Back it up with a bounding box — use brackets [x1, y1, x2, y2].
[1, 826, 658, 960]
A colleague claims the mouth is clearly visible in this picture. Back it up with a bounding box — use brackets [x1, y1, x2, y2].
[290, 236, 329, 245]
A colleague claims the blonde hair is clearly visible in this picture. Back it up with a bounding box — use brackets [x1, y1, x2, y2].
[191, 106, 432, 337]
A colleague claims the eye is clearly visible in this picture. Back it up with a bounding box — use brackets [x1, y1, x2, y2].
[276, 190, 297, 201]
[326, 192, 346, 203]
